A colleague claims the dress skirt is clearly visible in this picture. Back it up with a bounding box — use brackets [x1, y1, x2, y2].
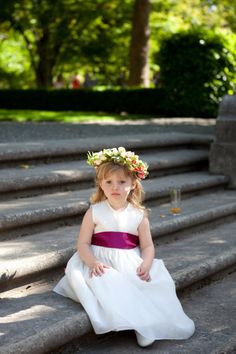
[54, 245, 195, 340]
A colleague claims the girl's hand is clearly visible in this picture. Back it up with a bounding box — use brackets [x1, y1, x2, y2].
[137, 262, 151, 282]
[89, 261, 110, 278]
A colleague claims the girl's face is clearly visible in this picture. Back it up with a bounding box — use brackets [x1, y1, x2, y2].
[100, 169, 135, 207]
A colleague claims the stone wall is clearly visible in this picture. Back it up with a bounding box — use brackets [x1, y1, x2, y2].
[210, 94, 236, 188]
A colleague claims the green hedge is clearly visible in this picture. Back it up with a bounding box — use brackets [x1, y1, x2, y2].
[0, 88, 218, 117]
[157, 28, 236, 117]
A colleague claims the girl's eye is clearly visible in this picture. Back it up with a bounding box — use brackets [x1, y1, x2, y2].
[120, 180, 126, 184]
[105, 180, 111, 184]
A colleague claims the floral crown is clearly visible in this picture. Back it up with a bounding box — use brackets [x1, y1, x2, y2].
[87, 147, 149, 180]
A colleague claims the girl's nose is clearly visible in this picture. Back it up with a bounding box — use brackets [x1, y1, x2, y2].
[112, 183, 118, 190]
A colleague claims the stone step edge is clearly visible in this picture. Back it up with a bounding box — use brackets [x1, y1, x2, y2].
[0, 133, 213, 163]
[0, 312, 91, 354]
[154, 201, 236, 237]
[1, 247, 74, 288]
[0, 251, 234, 354]
[0, 202, 89, 232]
[0, 151, 209, 194]
[2, 201, 236, 287]
[174, 251, 236, 290]
[0, 174, 229, 232]
[210, 336, 236, 354]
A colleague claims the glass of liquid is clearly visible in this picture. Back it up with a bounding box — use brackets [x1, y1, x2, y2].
[169, 188, 182, 215]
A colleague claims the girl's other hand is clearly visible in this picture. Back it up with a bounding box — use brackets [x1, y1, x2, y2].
[89, 261, 110, 278]
[137, 262, 151, 282]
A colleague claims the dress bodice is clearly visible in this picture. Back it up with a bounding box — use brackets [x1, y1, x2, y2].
[91, 200, 144, 236]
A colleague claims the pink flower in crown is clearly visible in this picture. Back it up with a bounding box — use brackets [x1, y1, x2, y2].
[138, 172, 146, 179]
[134, 164, 148, 179]
[134, 166, 142, 172]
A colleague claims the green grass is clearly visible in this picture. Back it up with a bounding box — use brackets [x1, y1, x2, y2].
[0, 109, 151, 123]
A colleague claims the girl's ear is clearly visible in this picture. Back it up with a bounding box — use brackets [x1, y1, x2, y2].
[131, 182, 136, 190]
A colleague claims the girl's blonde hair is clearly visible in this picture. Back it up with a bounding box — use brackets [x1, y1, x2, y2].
[90, 162, 146, 213]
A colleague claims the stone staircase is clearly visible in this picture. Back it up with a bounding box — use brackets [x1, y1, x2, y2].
[0, 131, 236, 354]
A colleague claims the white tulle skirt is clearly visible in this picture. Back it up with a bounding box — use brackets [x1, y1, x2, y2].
[53, 246, 195, 340]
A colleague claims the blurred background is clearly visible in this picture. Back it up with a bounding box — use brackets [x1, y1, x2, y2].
[0, 0, 235, 117]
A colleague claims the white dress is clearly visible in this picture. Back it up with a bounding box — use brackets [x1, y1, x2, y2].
[53, 200, 195, 340]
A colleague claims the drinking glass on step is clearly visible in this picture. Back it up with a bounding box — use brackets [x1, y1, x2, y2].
[169, 188, 182, 215]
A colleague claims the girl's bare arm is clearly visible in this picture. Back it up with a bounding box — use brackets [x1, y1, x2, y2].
[137, 216, 155, 281]
[77, 208, 109, 277]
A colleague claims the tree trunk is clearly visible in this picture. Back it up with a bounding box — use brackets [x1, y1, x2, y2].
[128, 0, 151, 87]
[35, 29, 55, 88]
[35, 59, 53, 88]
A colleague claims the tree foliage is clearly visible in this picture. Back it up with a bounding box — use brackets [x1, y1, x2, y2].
[0, 29, 34, 88]
[1, 0, 79, 87]
[0, 0, 133, 87]
[0, 0, 235, 89]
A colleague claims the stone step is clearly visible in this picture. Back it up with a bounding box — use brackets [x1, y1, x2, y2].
[64, 272, 236, 354]
[0, 132, 213, 165]
[0, 149, 208, 197]
[0, 172, 229, 239]
[0, 221, 235, 354]
[1, 189, 236, 291]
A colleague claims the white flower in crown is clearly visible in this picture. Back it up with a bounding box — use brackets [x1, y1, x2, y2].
[87, 147, 149, 180]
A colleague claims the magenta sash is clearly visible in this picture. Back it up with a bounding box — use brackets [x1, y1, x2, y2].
[91, 231, 139, 249]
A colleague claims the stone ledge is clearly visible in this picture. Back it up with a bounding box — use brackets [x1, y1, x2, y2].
[174, 251, 236, 290]
[0, 132, 213, 162]
[0, 149, 208, 193]
[0, 172, 229, 233]
[0, 118, 216, 143]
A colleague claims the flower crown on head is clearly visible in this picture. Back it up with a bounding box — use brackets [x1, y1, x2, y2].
[87, 147, 149, 180]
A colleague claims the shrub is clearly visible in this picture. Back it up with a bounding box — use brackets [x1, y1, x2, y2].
[157, 28, 236, 117]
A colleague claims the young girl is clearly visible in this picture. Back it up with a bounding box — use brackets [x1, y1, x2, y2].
[53, 147, 195, 347]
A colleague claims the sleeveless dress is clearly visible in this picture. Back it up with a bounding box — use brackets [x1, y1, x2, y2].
[53, 200, 195, 340]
